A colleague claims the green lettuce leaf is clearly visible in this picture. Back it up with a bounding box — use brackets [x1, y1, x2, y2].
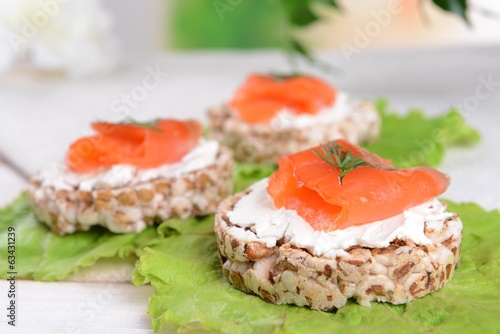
[0, 193, 159, 281]
[156, 215, 216, 237]
[364, 100, 480, 168]
[0, 167, 262, 282]
[133, 201, 500, 333]
[234, 100, 481, 175]
[233, 162, 277, 193]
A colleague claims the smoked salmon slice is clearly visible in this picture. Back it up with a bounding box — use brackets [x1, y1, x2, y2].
[229, 74, 336, 124]
[267, 139, 449, 231]
[66, 119, 203, 173]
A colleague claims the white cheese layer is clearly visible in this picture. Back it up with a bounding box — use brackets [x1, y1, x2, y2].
[227, 179, 459, 258]
[269, 92, 352, 129]
[37, 140, 220, 191]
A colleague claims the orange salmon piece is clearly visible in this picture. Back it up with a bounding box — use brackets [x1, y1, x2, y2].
[66, 119, 202, 173]
[230, 74, 336, 124]
[267, 140, 449, 231]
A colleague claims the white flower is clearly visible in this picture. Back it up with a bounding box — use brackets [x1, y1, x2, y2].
[0, 0, 119, 77]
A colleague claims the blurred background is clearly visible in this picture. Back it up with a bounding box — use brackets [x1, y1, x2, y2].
[1, 0, 500, 75]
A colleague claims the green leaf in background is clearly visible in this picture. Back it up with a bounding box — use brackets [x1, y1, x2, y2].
[169, 0, 469, 70]
[432, 0, 468, 22]
[289, 38, 315, 63]
[133, 201, 500, 333]
[170, 0, 286, 49]
[315, 0, 340, 10]
[364, 99, 480, 168]
[282, 0, 320, 27]
[0, 193, 159, 281]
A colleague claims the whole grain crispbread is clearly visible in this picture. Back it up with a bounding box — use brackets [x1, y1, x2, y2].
[29, 147, 233, 235]
[208, 100, 380, 164]
[215, 190, 462, 310]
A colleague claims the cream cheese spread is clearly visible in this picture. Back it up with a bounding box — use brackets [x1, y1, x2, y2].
[269, 92, 352, 129]
[227, 179, 460, 258]
[37, 140, 220, 191]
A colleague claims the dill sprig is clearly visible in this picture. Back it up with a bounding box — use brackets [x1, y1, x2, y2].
[313, 142, 369, 185]
[268, 72, 304, 82]
[123, 118, 162, 132]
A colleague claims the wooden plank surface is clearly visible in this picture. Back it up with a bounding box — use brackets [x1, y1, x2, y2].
[0, 280, 154, 333]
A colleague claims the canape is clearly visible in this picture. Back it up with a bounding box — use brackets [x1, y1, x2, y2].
[215, 140, 461, 310]
[28, 119, 233, 235]
[208, 73, 380, 164]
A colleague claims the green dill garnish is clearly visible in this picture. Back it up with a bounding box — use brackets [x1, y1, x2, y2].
[313, 141, 370, 185]
[268, 72, 304, 82]
[123, 118, 162, 132]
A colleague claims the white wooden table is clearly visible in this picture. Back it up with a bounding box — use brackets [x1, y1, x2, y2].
[0, 46, 499, 333]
